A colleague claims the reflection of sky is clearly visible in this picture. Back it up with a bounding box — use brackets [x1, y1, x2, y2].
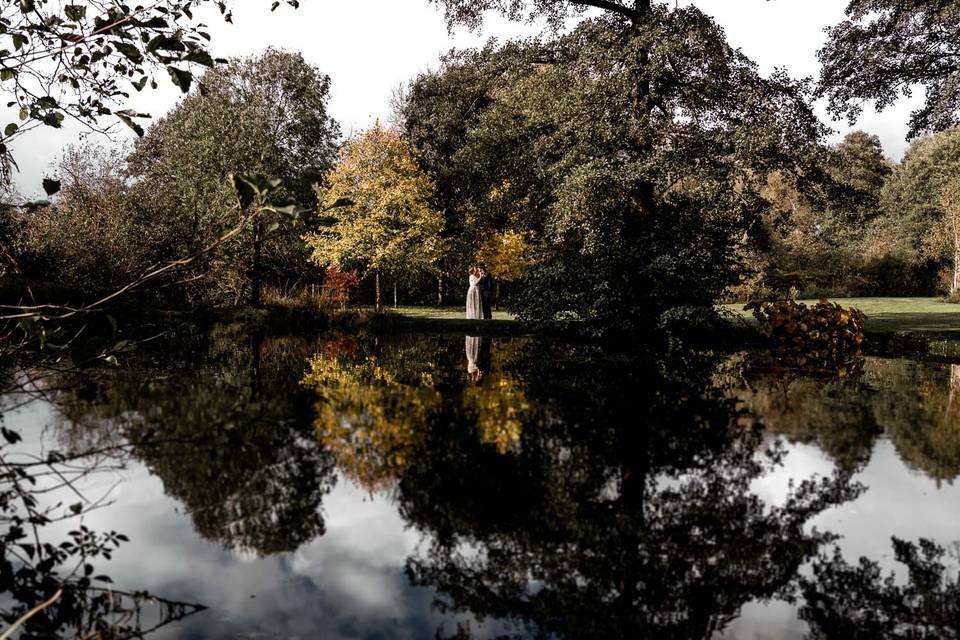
[5, 364, 960, 639]
[4, 399, 516, 639]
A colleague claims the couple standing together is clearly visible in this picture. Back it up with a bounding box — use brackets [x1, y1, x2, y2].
[466, 265, 494, 320]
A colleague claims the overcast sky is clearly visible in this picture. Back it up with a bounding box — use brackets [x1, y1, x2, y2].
[11, 0, 922, 196]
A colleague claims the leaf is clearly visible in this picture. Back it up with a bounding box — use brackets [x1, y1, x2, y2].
[42, 178, 60, 196]
[19, 0, 35, 13]
[1, 426, 22, 444]
[114, 41, 143, 63]
[12, 34, 27, 51]
[166, 66, 192, 92]
[69, 502, 83, 514]
[64, 4, 86, 21]
[229, 173, 257, 210]
[116, 112, 144, 137]
[147, 34, 185, 53]
[4, 123, 17, 136]
[184, 49, 214, 66]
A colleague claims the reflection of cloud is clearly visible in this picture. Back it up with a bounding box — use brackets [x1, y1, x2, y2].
[23, 446, 483, 639]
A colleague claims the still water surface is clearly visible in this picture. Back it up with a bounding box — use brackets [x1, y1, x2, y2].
[2, 327, 959, 638]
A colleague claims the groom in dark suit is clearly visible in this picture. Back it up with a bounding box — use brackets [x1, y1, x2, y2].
[478, 265, 494, 320]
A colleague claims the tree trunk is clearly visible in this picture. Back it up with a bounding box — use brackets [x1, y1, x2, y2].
[393, 280, 398, 309]
[495, 280, 500, 311]
[954, 250, 959, 293]
[375, 270, 381, 310]
[251, 217, 263, 308]
[437, 275, 444, 306]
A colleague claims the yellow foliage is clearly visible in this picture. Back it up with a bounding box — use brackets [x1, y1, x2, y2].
[463, 374, 530, 454]
[475, 230, 537, 282]
[300, 350, 440, 492]
[304, 123, 445, 277]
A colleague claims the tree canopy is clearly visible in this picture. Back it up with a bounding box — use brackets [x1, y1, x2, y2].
[400, 7, 825, 333]
[305, 123, 445, 307]
[127, 48, 340, 304]
[819, 0, 960, 138]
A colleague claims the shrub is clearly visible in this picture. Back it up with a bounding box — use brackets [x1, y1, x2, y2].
[745, 299, 866, 377]
[322, 268, 361, 309]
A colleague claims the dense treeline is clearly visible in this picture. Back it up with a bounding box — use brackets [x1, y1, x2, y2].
[3, 0, 960, 337]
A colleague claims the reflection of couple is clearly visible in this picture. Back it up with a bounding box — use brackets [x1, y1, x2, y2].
[466, 335, 492, 382]
[466, 265, 494, 320]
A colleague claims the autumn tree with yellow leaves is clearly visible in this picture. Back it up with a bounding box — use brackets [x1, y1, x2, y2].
[305, 124, 445, 309]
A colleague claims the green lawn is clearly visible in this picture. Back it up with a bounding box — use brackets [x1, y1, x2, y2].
[722, 297, 960, 334]
[393, 306, 516, 322]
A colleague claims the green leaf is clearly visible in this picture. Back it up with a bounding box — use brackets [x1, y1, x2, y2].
[114, 41, 142, 63]
[147, 34, 185, 53]
[166, 66, 192, 92]
[12, 34, 27, 51]
[18, 106, 27, 120]
[64, 4, 86, 21]
[184, 49, 214, 66]
[4, 123, 18, 136]
[229, 173, 257, 210]
[131, 76, 147, 91]
[19, 0, 35, 13]
[42, 112, 64, 128]
[115, 112, 144, 136]
[42, 178, 60, 196]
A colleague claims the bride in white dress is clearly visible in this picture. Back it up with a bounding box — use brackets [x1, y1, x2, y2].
[466, 266, 482, 319]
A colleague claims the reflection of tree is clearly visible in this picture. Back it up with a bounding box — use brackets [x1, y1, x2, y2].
[726, 354, 960, 482]
[52, 325, 337, 556]
[881, 363, 960, 484]
[393, 344, 860, 639]
[302, 335, 532, 489]
[798, 538, 960, 638]
[303, 340, 442, 492]
[722, 352, 879, 473]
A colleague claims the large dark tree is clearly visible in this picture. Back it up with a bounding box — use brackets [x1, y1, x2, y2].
[819, 0, 960, 138]
[408, 1, 825, 335]
[127, 48, 340, 305]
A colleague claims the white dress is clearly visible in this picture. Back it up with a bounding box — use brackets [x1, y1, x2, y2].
[465, 335, 480, 375]
[466, 274, 482, 319]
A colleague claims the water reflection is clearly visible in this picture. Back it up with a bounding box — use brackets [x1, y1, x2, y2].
[4, 328, 960, 637]
[304, 337, 861, 638]
[38, 325, 337, 556]
[729, 352, 960, 483]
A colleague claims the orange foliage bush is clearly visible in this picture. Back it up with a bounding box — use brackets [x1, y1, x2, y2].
[745, 299, 866, 376]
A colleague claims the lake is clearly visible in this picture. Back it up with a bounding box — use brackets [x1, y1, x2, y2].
[2, 326, 958, 638]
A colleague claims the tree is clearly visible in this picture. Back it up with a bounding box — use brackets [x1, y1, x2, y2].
[406, 2, 826, 334]
[927, 180, 960, 291]
[12, 143, 155, 297]
[881, 127, 960, 293]
[818, 0, 960, 138]
[827, 131, 892, 225]
[128, 48, 340, 305]
[305, 123, 445, 309]
[0, 0, 300, 180]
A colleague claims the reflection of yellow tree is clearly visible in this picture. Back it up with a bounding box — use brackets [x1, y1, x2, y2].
[464, 374, 530, 454]
[301, 352, 440, 492]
